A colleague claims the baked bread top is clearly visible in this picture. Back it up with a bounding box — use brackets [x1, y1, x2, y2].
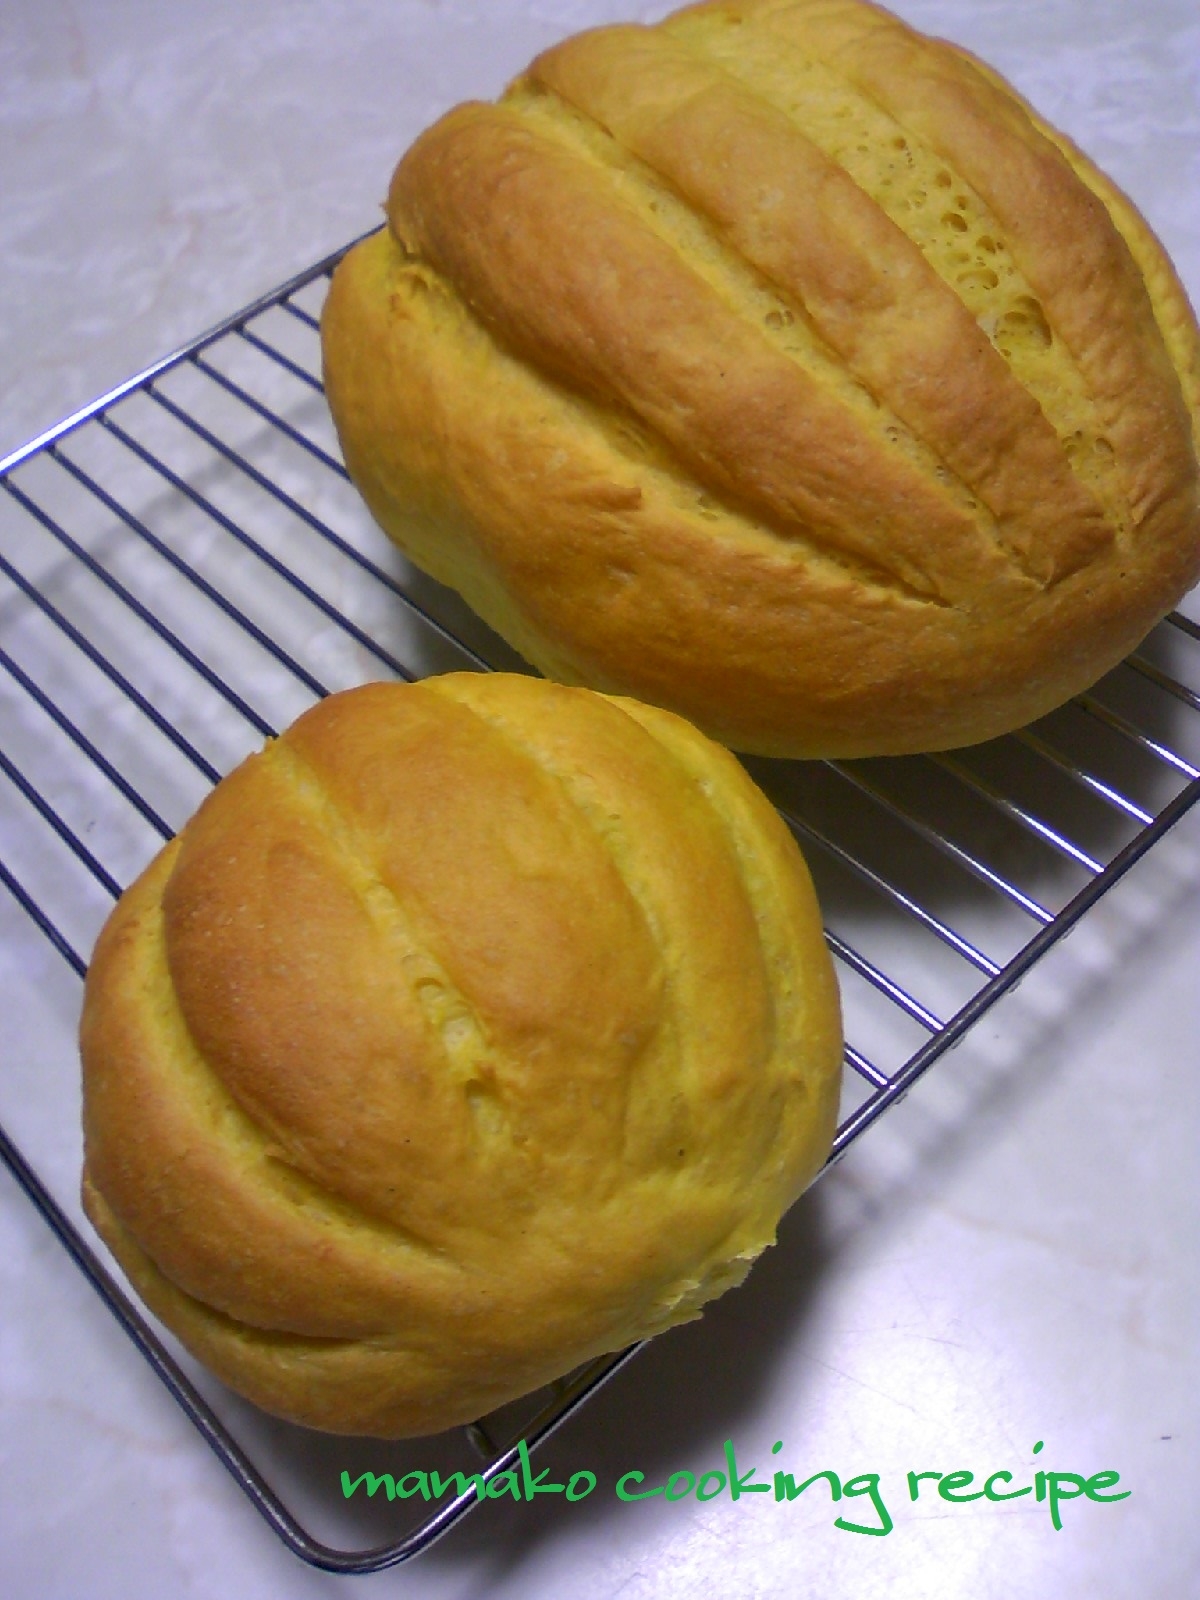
[322, 0, 1200, 756]
[80, 674, 842, 1437]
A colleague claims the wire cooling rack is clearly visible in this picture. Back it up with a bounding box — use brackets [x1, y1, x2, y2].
[2, 239, 1199, 1573]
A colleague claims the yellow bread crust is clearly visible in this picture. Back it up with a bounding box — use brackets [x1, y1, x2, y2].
[388, 99, 1013, 605]
[321, 0, 1200, 758]
[81, 675, 842, 1436]
[723, 0, 1193, 533]
[323, 229, 1193, 756]
[525, 22, 1109, 583]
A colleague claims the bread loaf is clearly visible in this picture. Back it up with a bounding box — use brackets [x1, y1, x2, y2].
[80, 674, 842, 1437]
[322, 0, 1200, 758]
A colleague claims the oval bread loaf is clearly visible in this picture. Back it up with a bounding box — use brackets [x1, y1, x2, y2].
[80, 674, 842, 1437]
[322, 0, 1200, 758]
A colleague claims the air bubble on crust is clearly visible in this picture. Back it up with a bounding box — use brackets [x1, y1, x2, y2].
[465, 1076, 507, 1137]
[995, 295, 1053, 353]
[957, 265, 1000, 291]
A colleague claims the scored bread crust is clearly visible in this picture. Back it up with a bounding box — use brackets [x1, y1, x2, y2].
[321, 0, 1200, 758]
[80, 675, 842, 1437]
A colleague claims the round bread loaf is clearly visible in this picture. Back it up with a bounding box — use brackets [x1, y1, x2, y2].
[321, 0, 1200, 758]
[80, 674, 842, 1437]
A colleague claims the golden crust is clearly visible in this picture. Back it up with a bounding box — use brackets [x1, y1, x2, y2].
[80, 675, 842, 1436]
[527, 21, 1108, 583]
[387, 99, 1002, 603]
[322, 0, 1200, 758]
[739, 0, 1194, 533]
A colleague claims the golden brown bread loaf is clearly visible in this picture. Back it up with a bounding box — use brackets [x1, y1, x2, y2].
[80, 674, 842, 1437]
[321, 0, 1200, 758]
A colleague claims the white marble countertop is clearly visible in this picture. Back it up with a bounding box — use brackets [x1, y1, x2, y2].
[1, 2, 1198, 1596]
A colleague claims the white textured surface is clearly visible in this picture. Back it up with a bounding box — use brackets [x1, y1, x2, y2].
[1, 2, 1198, 1596]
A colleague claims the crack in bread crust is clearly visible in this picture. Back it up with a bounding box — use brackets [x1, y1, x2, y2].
[698, 0, 1195, 542]
[505, 76, 1007, 557]
[519, 35, 1106, 586]
[389, 102, 1012, 604]
[386, 244, 955, 604]
[264, 736, 496, 1095]
[665, 3, 1124, 526]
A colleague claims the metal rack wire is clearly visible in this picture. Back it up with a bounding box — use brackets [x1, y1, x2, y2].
[2, 239, 1198, 1573]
